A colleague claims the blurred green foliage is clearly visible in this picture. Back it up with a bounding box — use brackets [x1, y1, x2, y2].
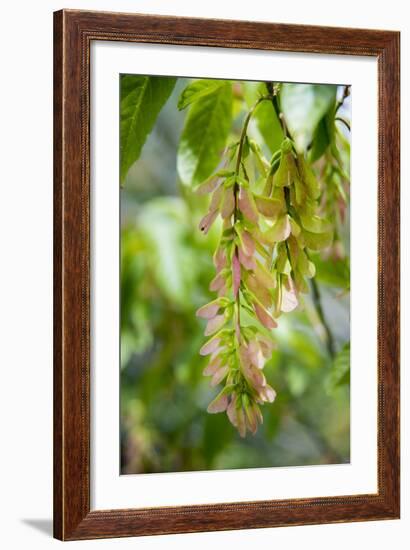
[120, 78, 350, 474]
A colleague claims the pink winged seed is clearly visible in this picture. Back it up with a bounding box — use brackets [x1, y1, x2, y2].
[257, 335, 276, 357]
[213, 247, 227, 272]
[236, 407, 247, 438]
[281, 277, 299, 313]
[211, 365, 229, 387]
[259, 384, 276, 403]
[221, 188, 235, 219]
[202, 355, 222, 376]
[239, 229, 256, 257]
[207, 393, 229, 413]
[254, 303, 278, 330]
[247, 340, 265, 369]
[227, 396, 238, 427]
[244, 405, 258, 434]
[204, 314, 226, 336]
[238, 187, 259, 223]
[209, 272, 226, 292]
[281, 287, 299, 313]
[199, 337, 221, 356]
[243, 361, 266, 390]
[209, 185, 224, 212]
[238, 246, 256, 270]
[196, 174, 224, 196]
[199, 209, 218, 234]
[196, 301, 220, 319]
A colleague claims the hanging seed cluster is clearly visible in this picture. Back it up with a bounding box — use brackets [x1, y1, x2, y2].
[196, 126, 333, 436]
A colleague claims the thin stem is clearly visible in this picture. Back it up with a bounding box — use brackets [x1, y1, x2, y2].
[310, 277, 336, 358]
[335, 85, 350, 115]
[235, 95, 272, 174]
[233, 95, 272, 339]
[335, 116, 351, 132]
[265, 82, 291, 139]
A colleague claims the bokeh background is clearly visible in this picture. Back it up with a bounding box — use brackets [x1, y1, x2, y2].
[120, 78, 350, 475]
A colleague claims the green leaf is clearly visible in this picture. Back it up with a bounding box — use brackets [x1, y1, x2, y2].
[242, 81, 260, 106]
[243, 82, 284, 154]
[137, 197, 196, 307]
[286, 364, 308, 397]
[177, 82, 233, 187]
[327, 342, 350, 391]
[309, 108, 335, 163]
[313, 255, 350, 289]
[120, 75, 176, 184]
[281, 84, 337, 152]
[178, 79, 225, 110]
[253, 95, 284, 155]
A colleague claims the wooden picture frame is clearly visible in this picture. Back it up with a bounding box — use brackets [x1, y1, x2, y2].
[53, 9, 400, 541]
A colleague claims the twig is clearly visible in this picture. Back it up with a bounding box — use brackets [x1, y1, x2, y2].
[310, 277, 336, 358]
[265, 82, 291, 139]
[335, 116, 351, 132]
[335, 85, 350, 114]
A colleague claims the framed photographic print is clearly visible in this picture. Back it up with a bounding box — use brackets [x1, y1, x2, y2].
[53, 9, 400, 541]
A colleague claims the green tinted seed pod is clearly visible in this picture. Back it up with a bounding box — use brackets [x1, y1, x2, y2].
[281, 138, 293, 153]
[276, 243, 289, 274]
[263, 172, 274, 196]
[303, 229, 333, 251]
[254, 195, 283, 218]
[289, 216, 301, 237]
[297, 249, 316, 278]
[264, 214, 291, 243]
[299, 212, 332, 234]
[297, 154, 321, 199]
[294, 269, 309, 294]
[275, 151, 297, 187]
[294, 173, 306, 205]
